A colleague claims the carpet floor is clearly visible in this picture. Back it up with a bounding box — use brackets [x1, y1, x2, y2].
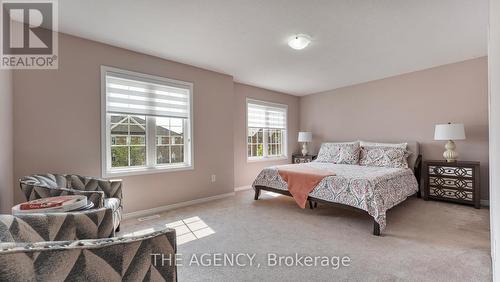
[120, 190, 491, 281]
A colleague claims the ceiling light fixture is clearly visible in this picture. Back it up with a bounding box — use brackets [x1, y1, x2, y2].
[288, 34, 311, 50]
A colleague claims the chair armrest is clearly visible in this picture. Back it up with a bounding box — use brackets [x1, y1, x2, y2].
[0, 228, 177, 281]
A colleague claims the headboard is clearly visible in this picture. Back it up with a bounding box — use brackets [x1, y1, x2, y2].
[406, 141, 420, 171]
[406, 141, 422, 195]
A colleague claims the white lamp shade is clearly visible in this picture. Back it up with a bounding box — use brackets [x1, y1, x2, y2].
[298, 132, 312, 142]
[434, 123, 466, 140]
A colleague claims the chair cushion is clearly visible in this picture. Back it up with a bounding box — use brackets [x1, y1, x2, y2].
[104, 198, 121, 212]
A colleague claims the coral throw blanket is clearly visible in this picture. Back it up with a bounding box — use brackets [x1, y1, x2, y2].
[278, 165, 335, 209]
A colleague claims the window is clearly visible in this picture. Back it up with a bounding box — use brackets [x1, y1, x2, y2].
[246, 99, 287, 160]
[110, 115, 146, 167]
[156, 117, 185, 165]
[101, 66, 193, 177]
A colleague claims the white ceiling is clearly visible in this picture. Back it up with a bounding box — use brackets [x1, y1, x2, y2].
[58, 0, 488, 96]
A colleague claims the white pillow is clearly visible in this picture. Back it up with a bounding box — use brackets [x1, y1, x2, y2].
[359, 141, 408, 149]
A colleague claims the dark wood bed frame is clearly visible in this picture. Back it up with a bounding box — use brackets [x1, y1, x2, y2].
[253, 155, 422, 236]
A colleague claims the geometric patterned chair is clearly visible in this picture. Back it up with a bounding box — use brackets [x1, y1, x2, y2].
[0, 214, 177, 281]
[5, 208, 116, 240]
[19, 174, 123, 232]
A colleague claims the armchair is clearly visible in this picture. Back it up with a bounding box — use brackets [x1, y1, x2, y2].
[19, 174, 123, 232]
[0, 214, 177, 281]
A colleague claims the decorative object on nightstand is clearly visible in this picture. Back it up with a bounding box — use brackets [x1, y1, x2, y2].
[423, 160, 480, 209]
[298, 131, 312, 156]
[292, 154, 317, 164]
[434, 123, 466, 162]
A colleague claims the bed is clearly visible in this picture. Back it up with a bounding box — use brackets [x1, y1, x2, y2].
[252, 141, 422, 236]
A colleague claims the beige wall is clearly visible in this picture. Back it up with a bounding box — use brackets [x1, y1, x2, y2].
[13, 33, 235, 213]
[233, 83, 300, 188]
[489, 0, 500, 277]
[300, 57, 489, 200]
[0, 70, 13, 213]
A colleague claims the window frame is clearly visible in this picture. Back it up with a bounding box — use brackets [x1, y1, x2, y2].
[101, 66, 194, 177]
[246, 98, 288, 162]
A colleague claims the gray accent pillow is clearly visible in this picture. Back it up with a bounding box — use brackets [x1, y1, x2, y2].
[315, 142, 360, 164]
[360, 146, 411, 168]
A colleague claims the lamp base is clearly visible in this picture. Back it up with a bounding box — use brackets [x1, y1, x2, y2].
[301, 143, 308, 156]
[443, 140, 458, 162]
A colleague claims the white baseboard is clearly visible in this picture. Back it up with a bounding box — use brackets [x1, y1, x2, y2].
[123, 192, 235, 220]
[481, 199, 490, 207]
[234, 185, 252, 192]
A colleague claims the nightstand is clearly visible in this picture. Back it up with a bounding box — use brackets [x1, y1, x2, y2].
[292, 154, 316, 164]
[423, 160, 480, 209]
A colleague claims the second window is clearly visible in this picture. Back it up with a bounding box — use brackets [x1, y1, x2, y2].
[247, 99, 287, 160]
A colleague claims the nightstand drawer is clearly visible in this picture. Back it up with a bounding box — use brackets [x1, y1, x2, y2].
[292, 154, 316, 164]
[294, 158, 310, 164]
[429, 176, 473, 190]
[429, 187, 473, 201]
[428, 165, 473, 178]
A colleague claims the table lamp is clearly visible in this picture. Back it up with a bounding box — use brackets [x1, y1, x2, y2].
[298, 132, 312, 156]
[434, 123, 466, 162]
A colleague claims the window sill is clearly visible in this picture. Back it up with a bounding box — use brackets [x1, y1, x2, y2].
[103, 164, 193, 178]
[247, 156, 288, 163]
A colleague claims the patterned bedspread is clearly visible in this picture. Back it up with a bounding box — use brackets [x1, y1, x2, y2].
[252, 162, 418, 230]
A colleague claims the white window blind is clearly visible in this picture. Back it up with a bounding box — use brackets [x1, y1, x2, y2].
[247, 100, 287, 129]
[105, 72, 190, 119]
[101, 66, 194, 177]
